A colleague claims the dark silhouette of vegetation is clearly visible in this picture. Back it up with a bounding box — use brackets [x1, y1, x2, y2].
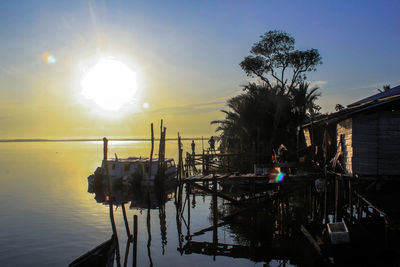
[212, 30, 322, 167]
[335, 104, 345, 111]
[378, 84, 391, 93]
[240, 30, 322, 94]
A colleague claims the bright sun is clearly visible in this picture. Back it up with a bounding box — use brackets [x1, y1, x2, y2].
[81, 58, 138, 111]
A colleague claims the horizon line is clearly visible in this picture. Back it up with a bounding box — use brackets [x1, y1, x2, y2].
[0, 137, 209, 143]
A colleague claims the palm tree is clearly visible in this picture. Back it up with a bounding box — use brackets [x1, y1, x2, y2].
[378, 84, 391, 93]
[335, 104, 345, 111]
[290, 82, 321, 120]
[211, 82, 321, 165]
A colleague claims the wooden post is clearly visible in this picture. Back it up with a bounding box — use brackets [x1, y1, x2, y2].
[132, 215, 138, 267]
[148, 124, 154, 188]
[338, 174, 343, 221]
[309, 184, 312, 219]
[205, 154, 210, 175]
[324, 172, 328, 224]
[177, 133, 183, 182]
[158, 120, 166, 179]
[202, 150, 205, 174]
[122, 204, 131, 239]
[349, 178, 353, 222]
[103, 137, 117, 236]
[103, 137, 108, 161]
[333, 175, 338, 222]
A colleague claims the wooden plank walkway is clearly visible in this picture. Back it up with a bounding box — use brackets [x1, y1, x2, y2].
[182, 173, 319, 183]
[182, 173, 271, 182]
[182, 240, 300, 262]
[186, 180, 240, 204]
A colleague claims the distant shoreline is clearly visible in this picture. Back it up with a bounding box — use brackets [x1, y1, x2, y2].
[0, 137, 206, 143]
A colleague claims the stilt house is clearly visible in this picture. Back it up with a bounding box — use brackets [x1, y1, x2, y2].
[302, 85, 400, 177]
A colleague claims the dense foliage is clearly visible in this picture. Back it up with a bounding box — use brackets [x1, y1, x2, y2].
[212, 31, 322, 164]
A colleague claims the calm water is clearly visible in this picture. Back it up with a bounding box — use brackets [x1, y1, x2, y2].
[0, 141, 295, 266]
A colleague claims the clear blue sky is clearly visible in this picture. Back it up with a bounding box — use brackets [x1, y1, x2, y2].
[0, 0, 399, 138]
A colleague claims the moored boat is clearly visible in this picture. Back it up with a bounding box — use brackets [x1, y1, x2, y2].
[69, 235, 117, 267]
[88, 157, 177, 192]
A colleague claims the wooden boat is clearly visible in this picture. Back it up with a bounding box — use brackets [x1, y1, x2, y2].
[69, 235, 117, 267]
[88, 157, 177, 192]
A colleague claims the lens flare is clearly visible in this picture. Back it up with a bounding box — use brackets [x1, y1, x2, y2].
[42, 52, 56, 65]
[276, 172, 285, 182]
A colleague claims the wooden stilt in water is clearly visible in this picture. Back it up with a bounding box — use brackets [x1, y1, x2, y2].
[201, 136, 205, 174]
[177, 133, 184, 181]
[132, 215, 138, 267]
[324, 174, 328, 224]
[212, 173, 218, 260]
[157, 120, 166, 179]
[103, 137, 121, 267]
[349, 179, 353, 222]
[123, 239, 130, 267]
[334, 176, 339, 222]
[103, 138, 117, 236]
[146, 206, 153, 267]
[186, 184, 191, 239]
[122, 204, 131, 239]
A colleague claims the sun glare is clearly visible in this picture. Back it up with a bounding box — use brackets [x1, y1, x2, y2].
[81, 58, 138, 111]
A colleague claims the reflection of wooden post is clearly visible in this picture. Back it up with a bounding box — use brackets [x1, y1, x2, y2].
[212, 173, 218, 260]
[186, 184, 191, 239]
[176, 185, 183, 254]
[123, 239, 130, 267]
[146, 206, 153, 266]
[132, 215, 138, 267]
[122, 204, 131, 239]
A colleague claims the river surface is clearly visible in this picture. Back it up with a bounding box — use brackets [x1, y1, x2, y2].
[0, 141, 296, 266]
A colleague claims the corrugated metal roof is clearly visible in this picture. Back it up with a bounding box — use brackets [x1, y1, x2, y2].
[348, 85, 400, 107]
[302, 85, 400, 127]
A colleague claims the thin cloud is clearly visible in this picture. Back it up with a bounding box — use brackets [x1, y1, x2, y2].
[309, 80, 327, 88]
[148, 99, 226, 116]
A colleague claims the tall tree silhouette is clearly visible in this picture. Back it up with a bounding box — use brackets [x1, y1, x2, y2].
[212, 31, 321, 166]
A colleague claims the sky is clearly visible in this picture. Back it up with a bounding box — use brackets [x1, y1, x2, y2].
[0, 0, 399, 139]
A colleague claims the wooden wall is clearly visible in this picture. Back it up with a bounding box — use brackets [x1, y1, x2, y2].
[336, 118, 353, 174]
[352, 113, 378, 175]
[352, 109, 400, 176]
[376, 110, 400, 175]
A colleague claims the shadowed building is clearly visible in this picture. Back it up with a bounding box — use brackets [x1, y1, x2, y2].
[302, 85, 400, 176]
